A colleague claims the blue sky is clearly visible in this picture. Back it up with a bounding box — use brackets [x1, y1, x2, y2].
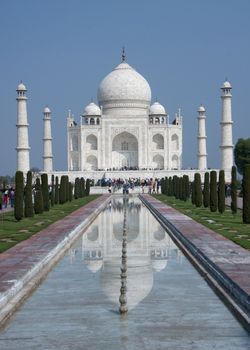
[1, 0, 250, 175]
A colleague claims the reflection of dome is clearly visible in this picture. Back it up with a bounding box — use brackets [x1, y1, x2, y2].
[86, 259, 103, 273]
[84, 102, 101, 116]
[98, 62, 151, 110]
[152, 259, 168, 272]
[153, 230, 165, 241]
[101, 257, 153, 310]
[149, 102, 166, 115]
[113, 222, 139, 243]
[87, 226, 99, 241]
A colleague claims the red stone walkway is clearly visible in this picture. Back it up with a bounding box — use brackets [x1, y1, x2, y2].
[0, 195, 110, 323]
[141, 194, 250, 326]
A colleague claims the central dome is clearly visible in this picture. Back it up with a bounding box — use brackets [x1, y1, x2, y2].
[97, 62, 151, 111]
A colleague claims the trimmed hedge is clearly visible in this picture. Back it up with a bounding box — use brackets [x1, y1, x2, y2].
[194, 173, 202, 207]
[203, 172, 210, 208]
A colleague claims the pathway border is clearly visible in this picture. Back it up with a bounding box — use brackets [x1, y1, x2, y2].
[0, 194, 111, 326]
[140, 194, 250, 330]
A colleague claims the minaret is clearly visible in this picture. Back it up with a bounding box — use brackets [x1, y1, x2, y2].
[43, 106, 53, 173]
[16, 82, 30, 173]
[197, 105, 207, 170]
[220, 80, 233, 172]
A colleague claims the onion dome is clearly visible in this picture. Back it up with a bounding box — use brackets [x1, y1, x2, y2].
[149, 102, 166, 115]
[84, 102, 101, 116]
[16, 82, 27, 91]
[86, 259, 103, 273]
[198, 105, 205, 113]
[222, 80, 232, 88]
[152, 259, 168, 272]
[43, 106, 51, 114]
[97, 62, 151, 110]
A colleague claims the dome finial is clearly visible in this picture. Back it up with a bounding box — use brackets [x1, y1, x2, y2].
[122, 46, 126, 62]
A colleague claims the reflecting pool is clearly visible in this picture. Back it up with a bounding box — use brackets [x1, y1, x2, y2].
[0, 196, 249, 350]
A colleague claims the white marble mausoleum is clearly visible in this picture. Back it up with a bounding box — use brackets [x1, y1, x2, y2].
[67, 56, 182, 172]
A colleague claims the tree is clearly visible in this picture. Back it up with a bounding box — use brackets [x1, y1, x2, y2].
[203, 172, 210, 208]
[24, 170, 34, 217]
[74, 177, 80, 199]
[59, 176, 67, 204]
[218, 170, 225, 214]
[68, 182, 73, 201]
[210, 171, 217, 212]
[14, 171, 24, 221]
[34, 178, 44, 214]
[85, 178, 91, 196]
[80, 177, 85, 198]
[55, 176, 59, 204]
[194, 173, 202, 207]
[234, 138, 250, 175]
[41, 173, 50, 211]
[231, 165, 237, 214]
[242, 164, 250, 224]
[183, 175, 190, 201]
[191, 181, 195, 205]
[51, 174, 55, 206]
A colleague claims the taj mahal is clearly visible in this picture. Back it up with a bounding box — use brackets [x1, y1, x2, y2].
[15, 51, 234, 182]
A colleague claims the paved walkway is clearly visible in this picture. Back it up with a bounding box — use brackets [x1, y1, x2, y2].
[0, 194, 110, 325]
[141, 194, 250, 326]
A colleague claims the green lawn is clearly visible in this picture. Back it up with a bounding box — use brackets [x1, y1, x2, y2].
[0, 195, 100, 253]
[153, 194, 250, 250]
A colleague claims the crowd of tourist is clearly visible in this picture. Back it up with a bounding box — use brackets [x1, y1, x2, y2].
[0, 188, 15, 209]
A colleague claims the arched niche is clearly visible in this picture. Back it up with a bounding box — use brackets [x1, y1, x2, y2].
[172, 155, 178, 169]
[152, 154, 164, 169]
[112, 132, 138, 168]
[86, 134, 97, 150]
[86, 155, 97, 170]
[171, 134, 179, 150]
[71, 135, 78, 151]
[152, 134, 164, 150]
[71, 155, 79, 171]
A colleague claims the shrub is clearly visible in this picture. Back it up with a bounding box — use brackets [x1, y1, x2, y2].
[68, 182, 73, 201]
[191, 181, 195, 205]
[218, 170, 225, 214]
[231, 166, 237, 214]
[34, 178, 44, 214]
[24, 170, 34, 217]
[59, 176, 67, 204]
[14, 171, 24, 221]
[80, 177, 85, 198]
[41, 173, 50, 211]
[183, 175, 190, 201]
[242, 164, 250, 224]
[203, 172, 210, 208]
[210, 171, 218, 212]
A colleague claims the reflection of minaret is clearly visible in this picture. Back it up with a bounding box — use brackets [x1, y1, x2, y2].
[16, 82, 30, 173]
[220, 80, 233, 171]
[197, 105, 207, 170]
[43, 106, 53, 172]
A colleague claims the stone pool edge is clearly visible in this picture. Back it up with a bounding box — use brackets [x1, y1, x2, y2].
[0, 194, 111, 327]
[140, 194, 250, 331]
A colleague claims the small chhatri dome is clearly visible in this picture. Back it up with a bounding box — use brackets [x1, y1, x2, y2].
[84, 102, 101, 116]
[17, 82, 27, 91]
[222, 80, 232, 88]
[198, 105, 205, 112]
[149, 102, 166, 115]
[43, 106, 51, 114]
[98, 61, 151, 110]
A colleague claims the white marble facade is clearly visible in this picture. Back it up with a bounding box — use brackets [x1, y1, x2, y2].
[67, 59, 182, 172]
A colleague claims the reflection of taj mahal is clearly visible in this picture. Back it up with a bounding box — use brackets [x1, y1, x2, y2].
[67, 53, 182, 172]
